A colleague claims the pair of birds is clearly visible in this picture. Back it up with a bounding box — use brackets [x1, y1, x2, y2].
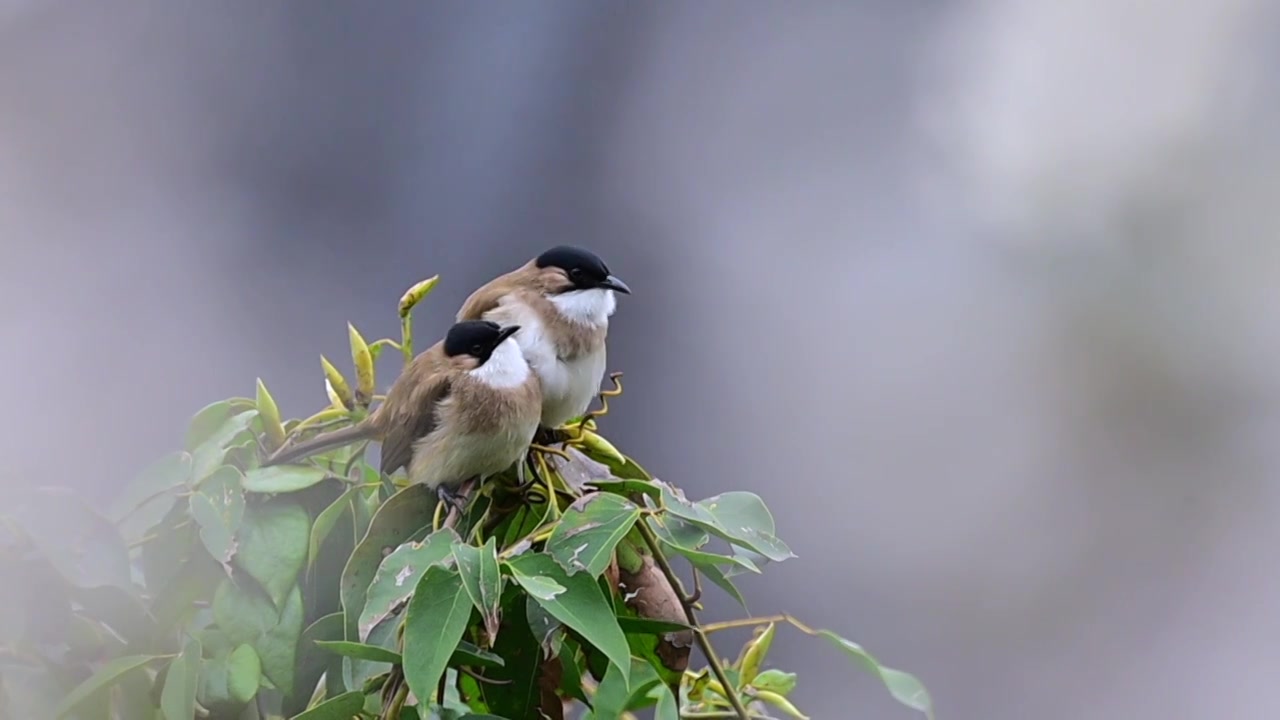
[267, 246, 630, 510]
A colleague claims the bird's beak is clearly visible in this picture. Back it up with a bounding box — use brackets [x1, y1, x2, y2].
[495, 325, 521, 346]
[599, 274, 631, 294]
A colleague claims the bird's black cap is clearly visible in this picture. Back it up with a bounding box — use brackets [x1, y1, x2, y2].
[444, 320, 520, 362]
[534, 245, 631, 294]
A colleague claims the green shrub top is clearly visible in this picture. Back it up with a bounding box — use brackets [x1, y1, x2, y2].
[0, 275, 931, 720]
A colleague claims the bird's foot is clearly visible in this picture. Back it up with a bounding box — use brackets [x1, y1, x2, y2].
[436, 482, 471, 518]
[533, 426, 571, 446]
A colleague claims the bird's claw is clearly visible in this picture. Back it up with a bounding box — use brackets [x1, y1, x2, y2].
[436, 484, 469, 517]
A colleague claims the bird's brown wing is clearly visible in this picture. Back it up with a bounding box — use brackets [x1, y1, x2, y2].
[456, 263, 537, 321]
[456, 280, 510, 321]
[376, 348, 453, 476]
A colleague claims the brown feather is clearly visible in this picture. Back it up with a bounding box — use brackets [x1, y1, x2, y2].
[457, 261, 606, 361]
[455, 261, 541, 321]
[368, 339, 454, 475]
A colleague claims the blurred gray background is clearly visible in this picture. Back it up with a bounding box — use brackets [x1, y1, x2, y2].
[3, 1, 1278, 717]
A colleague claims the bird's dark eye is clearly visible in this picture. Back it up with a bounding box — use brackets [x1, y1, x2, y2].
[569, 267, 583, 278]
[472, 344, 483, 355]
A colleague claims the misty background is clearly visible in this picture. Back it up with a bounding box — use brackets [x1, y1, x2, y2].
[3, 1, 1278, 717]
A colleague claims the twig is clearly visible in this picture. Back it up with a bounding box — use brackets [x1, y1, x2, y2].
[400, 314, 414, 366]
[701, 615, 788, 635]
[687, 567, 703, 605]
[636, 521, 750, 720]
[573, 372, 623, 436]
[458, 666, 511, 685]
[126, 533, 160, 549]
[382, 678, 408, 720]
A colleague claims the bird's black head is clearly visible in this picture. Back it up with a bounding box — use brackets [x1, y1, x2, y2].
[444, 320, 521, 363]
[534, 245, 631, 295]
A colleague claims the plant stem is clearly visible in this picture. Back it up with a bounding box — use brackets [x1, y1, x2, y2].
[701, 615, 789, 635]
[636, 520, 751, 720]
[400, 314, 413, 366]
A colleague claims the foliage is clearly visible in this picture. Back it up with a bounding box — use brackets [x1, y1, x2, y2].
[0, 275, 932, 719]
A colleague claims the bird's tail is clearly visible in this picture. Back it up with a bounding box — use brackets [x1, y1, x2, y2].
[264, 422, 376, 466]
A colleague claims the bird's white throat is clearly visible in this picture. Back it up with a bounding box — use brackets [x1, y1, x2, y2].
[550, 288, 615, 326]
[470, 340, 531, 388]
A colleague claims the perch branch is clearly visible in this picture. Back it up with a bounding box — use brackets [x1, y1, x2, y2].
[636, 520, 750, 720]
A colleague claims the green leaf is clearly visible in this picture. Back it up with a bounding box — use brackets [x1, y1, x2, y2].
[340, 484, 435, 640]
[111, 450, 192, 538]
[73, 585, 157, 649]
[191, 409, 258, 481]
[112, 665, 157, 720]
[315, 640, 402, 664]
[256, 584, 304, 695]
[654, 684, 680, 720]
[657, 484, 794, 563]
[591, 660, 631, 720]
[453, 639, 506, 669]
[697, 562, 749, 609]
[189, 465, 246, 567]
[54, 654, 160, 719]
[344, 612, 400, 695]
[477, 590, 541, 718]
[241, 465, 331, 494]
[212, 578, 278, 647]
[307, 483, 363, 571]
[817, 629, 932, 718]
[402, 565, 473, 706]
[525, 594, 561, 657]
[546, 492, 641, 577]
[648, 514, 707, 549]
[226, 643, 262, 704]
[507, 553, 630, 687]
[12, 487, 132, 590]
[358, 527, 457, 640]
[452, 537, 503, 640]
[291, 691, 365, 720]
[752, 669, 798, 695]
[210, 576, 302, 696]
[140, 502, 199, 591]
[196, 651, 242, 713]
[623, 664, 664, 711]
[160, 636, 202, 720]
[503, 561, 565, 601]
[557, 637, 589, 705]
[283, 612, 344, 717]
[235, 500, 310, 607]
[753, 689, 809, 719]
[186, 400, 235, 450]
[656, 531, 759, 574]
[585, 477, 661, 501]
[738, 622, 776, 688]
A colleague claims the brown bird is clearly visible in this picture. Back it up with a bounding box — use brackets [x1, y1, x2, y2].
[266, 321, 540, 508]
[457, 246, 630, 438]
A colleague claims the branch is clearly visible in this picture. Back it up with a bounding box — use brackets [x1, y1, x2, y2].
[635, 520, 750, 720]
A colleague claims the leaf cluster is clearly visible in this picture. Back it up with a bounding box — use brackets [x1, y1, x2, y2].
[0, 276, 932, 720]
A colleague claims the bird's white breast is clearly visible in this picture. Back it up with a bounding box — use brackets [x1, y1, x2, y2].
[550, 288, 616, 325]
[468, 339, 530, 389]
[484, 293, 610, 426]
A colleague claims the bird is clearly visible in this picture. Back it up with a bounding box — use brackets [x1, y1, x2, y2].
[266, 320, 541, 510]
[456, 245, 630, 441]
